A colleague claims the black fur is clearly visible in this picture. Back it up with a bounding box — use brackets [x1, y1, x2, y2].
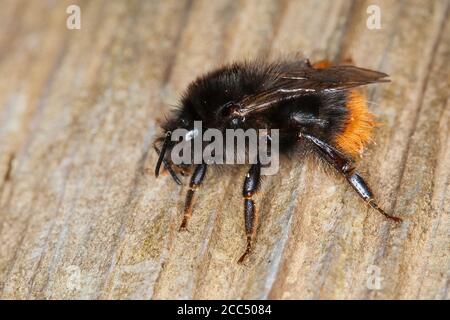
[157, 60, 350, 163]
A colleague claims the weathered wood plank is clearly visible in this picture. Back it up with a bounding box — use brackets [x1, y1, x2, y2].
[0, 0, 448, 299]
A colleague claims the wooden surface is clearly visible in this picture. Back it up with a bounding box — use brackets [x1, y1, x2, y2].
[0, 0, 448, 300]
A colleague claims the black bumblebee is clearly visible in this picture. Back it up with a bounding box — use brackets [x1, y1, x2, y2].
[154, 58, 402, 263]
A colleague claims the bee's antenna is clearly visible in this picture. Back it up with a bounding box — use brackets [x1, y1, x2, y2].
[155, 131, 171, 177]
[154, 131, 182, 185]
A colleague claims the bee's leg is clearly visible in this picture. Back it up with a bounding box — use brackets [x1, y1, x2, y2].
[300, 133, 402, 223]
[345, 172, 402, 222]
[238, 162, 261, 264]
[154, 144, 182, 185]
[179, 163, 208, 231]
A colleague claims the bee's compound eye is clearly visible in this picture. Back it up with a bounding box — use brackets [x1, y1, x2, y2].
[220, 102, 240, 117]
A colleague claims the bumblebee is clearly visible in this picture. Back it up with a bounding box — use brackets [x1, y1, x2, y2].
[154, 58, 401, 263]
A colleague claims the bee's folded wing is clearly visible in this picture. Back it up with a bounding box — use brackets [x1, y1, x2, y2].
[279, 65, 389, 90]
[237, 65, 389, 115]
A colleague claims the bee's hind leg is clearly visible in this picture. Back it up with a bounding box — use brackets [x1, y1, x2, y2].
[238, 162, 261, 264]
[179, 163, 208, 231]
[345, 172, 402, 223]
[300, 133, 402, 223]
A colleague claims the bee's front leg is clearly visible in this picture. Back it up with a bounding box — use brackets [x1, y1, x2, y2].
[179, 163, 208, 231]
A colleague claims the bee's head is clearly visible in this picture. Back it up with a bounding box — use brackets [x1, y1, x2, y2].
[154, 107, 197, 184]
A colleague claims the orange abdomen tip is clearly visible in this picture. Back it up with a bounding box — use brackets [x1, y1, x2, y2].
[336, 90, 376, 157]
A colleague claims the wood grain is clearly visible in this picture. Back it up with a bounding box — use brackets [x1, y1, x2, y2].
[0, 0, 448, 299]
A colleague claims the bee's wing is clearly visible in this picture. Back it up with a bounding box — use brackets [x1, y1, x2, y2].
[237, 65, 389, 115]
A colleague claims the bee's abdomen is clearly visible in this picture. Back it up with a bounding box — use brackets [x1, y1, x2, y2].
[335, 90, 376, 156]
